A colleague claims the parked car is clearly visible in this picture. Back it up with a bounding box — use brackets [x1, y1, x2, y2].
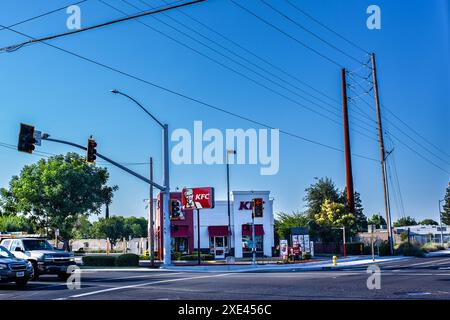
[0, 245, 33, 287]
[0, 238, 76, 281]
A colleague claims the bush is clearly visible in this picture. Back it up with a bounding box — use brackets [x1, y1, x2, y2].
[182, 253, 214, 261]
[395, 242, 425, 257]
[302, 252, 312, 260]
[115, 253, 139, 267]
[82, 254, 140, 267]
[421, 243, 445, 253]
[172, 252, 182, 261]
[82, 255, 117, 266]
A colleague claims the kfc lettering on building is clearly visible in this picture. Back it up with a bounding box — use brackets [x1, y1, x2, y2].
[181, 187, 215, 210]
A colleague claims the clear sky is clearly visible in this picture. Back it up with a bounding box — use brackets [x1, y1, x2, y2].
[0, 0, 449, 223]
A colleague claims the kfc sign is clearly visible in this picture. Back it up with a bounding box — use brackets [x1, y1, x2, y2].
[181, 187, 215, 210]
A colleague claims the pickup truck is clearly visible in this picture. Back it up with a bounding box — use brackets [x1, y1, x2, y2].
[0, 245, 33, 287]
[0, 238, 76, 281]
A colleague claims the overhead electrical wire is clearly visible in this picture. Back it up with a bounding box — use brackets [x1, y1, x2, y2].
[259, 0, 365, 65]
[228, 0, 343, 67]
[102, 0, 378, 142]
[0, 0, 207, 53]
[0, 24, 379, 163]
[0, 0, 90, 33]
[283, 0, 370, 55]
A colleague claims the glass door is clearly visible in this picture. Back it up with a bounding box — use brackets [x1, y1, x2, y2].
[214, 236, 225, 259]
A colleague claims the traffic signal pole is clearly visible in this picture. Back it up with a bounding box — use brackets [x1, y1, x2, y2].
[40, 136, 165, 191]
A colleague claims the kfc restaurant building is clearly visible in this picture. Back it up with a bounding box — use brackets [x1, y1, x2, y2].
[155, 191, 274, 259]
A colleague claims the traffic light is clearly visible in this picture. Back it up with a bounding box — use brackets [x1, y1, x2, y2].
[253, 198, 264, 218]
[170, 199, 181, 219]
[18, 123, 36, 154]
[86, 138, 97, 163]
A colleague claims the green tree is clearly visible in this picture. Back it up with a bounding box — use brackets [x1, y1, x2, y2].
[72, 215, 93, 239]
[304, 177, 342, 242]
[313, 199, 356, 243]
[274, 211, 309, 241]
[92, 216, 126, 247]
[393, 216, 418, 227]
[0, 153, 117, 249]
[340, 189, 367, 234]
[0, 215, 35, 233]
[124, 217, 148, 238]
[442, 183, 450, 225]
[418, 219, 438, 226]
[0, 188, 19, 216]
[304, 177, 341, 218]
[367, 214, 387, 229]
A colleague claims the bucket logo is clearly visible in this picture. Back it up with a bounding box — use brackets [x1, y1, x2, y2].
[171, 121, 279, 175]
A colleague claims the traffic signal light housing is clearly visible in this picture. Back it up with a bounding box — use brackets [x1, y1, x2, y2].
[18, 123, 36, 154]
[170, 199, 182, 219]
[253, 198, 264, 218]
[86, 138, 97, 163]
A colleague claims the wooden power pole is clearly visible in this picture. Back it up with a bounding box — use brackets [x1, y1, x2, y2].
[341, 68, 355, 214]
[371, 52, 394, 255]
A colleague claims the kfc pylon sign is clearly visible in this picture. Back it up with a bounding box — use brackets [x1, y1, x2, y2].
[181, 187, 215, 210]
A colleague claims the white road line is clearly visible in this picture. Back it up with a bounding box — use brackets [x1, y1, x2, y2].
[57, 272, 232, 300]
[408, 260, 443, 267]
[87, 272, 184, 282]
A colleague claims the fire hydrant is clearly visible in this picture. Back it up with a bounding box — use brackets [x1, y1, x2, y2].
[332, 255, 337, 266]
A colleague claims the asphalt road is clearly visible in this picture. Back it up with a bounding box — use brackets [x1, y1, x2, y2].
[1, 256, 450, 300]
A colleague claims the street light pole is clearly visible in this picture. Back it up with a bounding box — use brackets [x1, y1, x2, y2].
[110, 89, 171, 266]
[226, 149, 236, 257]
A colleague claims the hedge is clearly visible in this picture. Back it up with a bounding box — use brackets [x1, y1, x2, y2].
[82, 254, 140, 267]
[116, 253, 140, 267]
[82, 255, 117, 267]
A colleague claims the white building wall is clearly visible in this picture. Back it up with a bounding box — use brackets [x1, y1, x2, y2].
[231, 191, 274, 258]
[192, 191, 274, 258]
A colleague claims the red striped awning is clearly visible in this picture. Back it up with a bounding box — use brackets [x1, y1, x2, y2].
[208, 226, 231, 237]
[242, 224, 264, 236]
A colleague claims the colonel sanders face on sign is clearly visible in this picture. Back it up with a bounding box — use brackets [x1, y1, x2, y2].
[183, 188, 195, 209]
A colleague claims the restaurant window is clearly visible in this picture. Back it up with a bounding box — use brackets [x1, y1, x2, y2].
[242, 235, 263, 252]
[171, 237, 188, 254]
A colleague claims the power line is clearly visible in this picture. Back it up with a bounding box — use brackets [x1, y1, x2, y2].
[161, 0, 340, 105]
[155, 0, 378, 132]
[346, 79, 450, 166]
[0, 0, 207, 53]
[0, 0, 90, 33]
[260, 0, 365, 64]
[228, 0, 343, 67]
[103, 0, 378, 141]
[0, 25, 379, 163]
[284, 0, 370, 54]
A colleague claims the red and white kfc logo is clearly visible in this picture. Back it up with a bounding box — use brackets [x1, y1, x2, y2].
[182, 187, 215, 210]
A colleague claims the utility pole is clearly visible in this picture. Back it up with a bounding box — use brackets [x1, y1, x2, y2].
[341, 68, 355, 214]
[149, 157, 155, 266]
[371, 52, 394, 255]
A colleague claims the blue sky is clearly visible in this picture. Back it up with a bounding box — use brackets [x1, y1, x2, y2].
[0, 0, 449, 223]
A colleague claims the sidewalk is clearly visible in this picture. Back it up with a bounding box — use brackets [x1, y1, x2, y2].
[159, 255, 413, 273]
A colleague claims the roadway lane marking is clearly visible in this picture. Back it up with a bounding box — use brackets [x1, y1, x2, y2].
[56, 272, 232, 300]
[86, 272, 184, 282]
